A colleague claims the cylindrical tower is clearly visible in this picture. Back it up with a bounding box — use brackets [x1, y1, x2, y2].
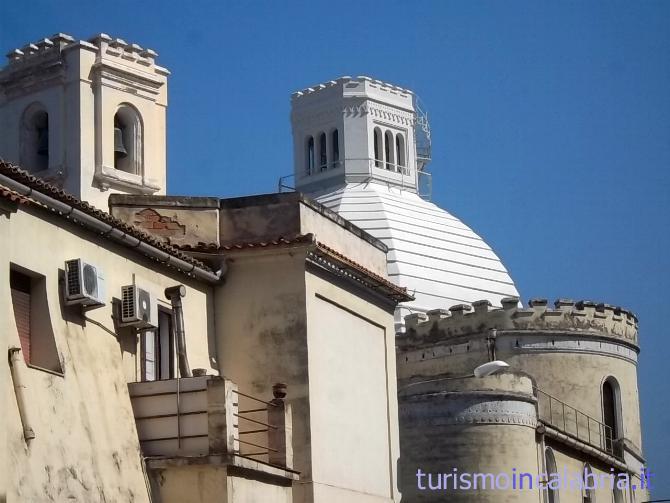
[398, 371, 540, 502]
[398, 298, 647, 503]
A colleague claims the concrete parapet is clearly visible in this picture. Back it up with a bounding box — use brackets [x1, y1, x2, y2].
[2, 32, 162, 71]
[402, 296, 638, 347]
[291, 75, 413, 100]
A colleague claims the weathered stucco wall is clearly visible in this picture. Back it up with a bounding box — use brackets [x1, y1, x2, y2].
[109, 195, 220, 247]
[214, 251, 311, 480]
[3, 205, 214, 502]
[148, 465, 292, 503]
[214, 244, 400, 503]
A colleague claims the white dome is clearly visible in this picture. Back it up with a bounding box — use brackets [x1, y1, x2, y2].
[315, 182, 520, 323]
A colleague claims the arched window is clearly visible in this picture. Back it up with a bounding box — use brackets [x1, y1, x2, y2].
[318, 132, 327, 171]
[306, 136, 315, 175]
[544, 448, 559, 503]
[373, 128, 383, 167]
[331, 129, 340, 167]
[613, 487, 624, 503]
[395, 133, 406, 170]
[20, 103, 49, 172]
[583, 465, 596, 503]
[603, 377, 622, 454]
[114, 104, 143, 175]
[384, 130, 394, 170]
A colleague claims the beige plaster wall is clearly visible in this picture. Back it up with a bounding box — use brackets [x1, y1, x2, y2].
[548, 445, 648, 503]
[3, 206, 214, 502]
[305, 271, 399, 502]
[149, 465, 292, 503]
[214, 248, 400, 503]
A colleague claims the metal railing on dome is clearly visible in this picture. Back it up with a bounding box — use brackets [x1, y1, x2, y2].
[278, 157, 432, 200]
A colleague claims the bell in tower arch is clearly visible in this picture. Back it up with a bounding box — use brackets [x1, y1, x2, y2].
[114, 126, 128, 159]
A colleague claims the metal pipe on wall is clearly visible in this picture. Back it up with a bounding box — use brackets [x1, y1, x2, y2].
[8, 347, 36, 441]
[164, 285, 190, 378]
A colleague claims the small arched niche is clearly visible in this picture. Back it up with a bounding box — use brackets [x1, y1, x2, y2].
[305, 136, 315, 175]
[602, 376, 623, 453]
[20, 103, 50, 172]
[113, 104, 143, 175]
[384, 130, 394, 170]
[544, 447, 559, 503]
[395, 133, 406, 170]
[373, 127, 383, 168]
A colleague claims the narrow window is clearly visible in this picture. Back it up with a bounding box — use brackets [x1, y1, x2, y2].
[306, 136, 315, 175]
[603, 377, 622, 455]
[10, 270, 32, 364]
[613, 488, 624, 503]
[373, 128, 383, 167]
[141, 310, 175, 381]
[396, 133, 406, 171]
[582, 465, 595, 503]
[384, 130, 394, 170]
[331, 129, 340, 167]
[10, 268, 61, 372]
[114, 105, 142, 175]
[20, 104, 49, 172]
[544, 448, 559, 503]
[319, 132, 327, 171]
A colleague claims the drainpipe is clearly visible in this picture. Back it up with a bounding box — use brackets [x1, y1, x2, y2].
[8, 347, 36, 441]
[165, 285, 190, 378]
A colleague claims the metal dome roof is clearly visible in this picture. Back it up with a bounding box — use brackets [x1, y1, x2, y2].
[314, 182, 520, 326]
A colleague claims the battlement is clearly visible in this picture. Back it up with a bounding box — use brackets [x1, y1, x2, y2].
[403, 297, 638, 347]
[2, 33, 165, 74]
[291, 75, 413, 101]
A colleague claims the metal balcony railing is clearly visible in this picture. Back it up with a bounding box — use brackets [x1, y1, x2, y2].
[128, 376, 293, 469]
[535, 387, 621, 459]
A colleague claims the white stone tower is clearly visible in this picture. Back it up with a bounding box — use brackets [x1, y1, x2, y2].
[0, 33, 168, 211]
[291, 76, 520, 330]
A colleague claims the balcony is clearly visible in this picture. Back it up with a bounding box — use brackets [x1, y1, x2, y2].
[535, 388, 623, 461]
[128, 376, 297, 478]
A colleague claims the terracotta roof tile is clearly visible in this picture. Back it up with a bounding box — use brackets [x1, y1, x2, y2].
[176, 233, 412, 302]
[0, 160, 211, 272]
[0, 185, 31, 205]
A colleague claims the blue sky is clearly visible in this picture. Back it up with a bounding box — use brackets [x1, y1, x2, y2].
[3, 0, 669, 495]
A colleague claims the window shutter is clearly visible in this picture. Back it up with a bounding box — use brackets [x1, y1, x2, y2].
[10, 271, 32, 364]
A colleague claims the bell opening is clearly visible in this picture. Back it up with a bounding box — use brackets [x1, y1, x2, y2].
[114, 126, 128, 162]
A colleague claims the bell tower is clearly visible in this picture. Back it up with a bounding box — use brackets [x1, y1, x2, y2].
[0, 33, 168, 211]
[290, 76, 430, 196]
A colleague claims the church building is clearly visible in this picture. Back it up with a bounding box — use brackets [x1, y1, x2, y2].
[1, 33, 648, 503]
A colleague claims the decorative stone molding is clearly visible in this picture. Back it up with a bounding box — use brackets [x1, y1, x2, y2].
[403, 297, 639, 347]
[400, 391, 537, 428]
[368, 103, 414, 125]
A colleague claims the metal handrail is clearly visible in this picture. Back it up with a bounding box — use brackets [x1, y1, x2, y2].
[534, 387, 616, 457]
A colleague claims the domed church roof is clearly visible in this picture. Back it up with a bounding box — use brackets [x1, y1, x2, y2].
[289, 75, 519, 329]
[315, 182, 520, 320]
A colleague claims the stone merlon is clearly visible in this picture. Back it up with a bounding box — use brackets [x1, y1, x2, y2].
[401, 296, 639, 348]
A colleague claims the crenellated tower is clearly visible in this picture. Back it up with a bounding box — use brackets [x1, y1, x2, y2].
[0, 33, 169, 211]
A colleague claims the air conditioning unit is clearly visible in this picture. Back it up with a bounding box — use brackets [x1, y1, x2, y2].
[64, 259, 106, 307]
[120, 284, 158, 329]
